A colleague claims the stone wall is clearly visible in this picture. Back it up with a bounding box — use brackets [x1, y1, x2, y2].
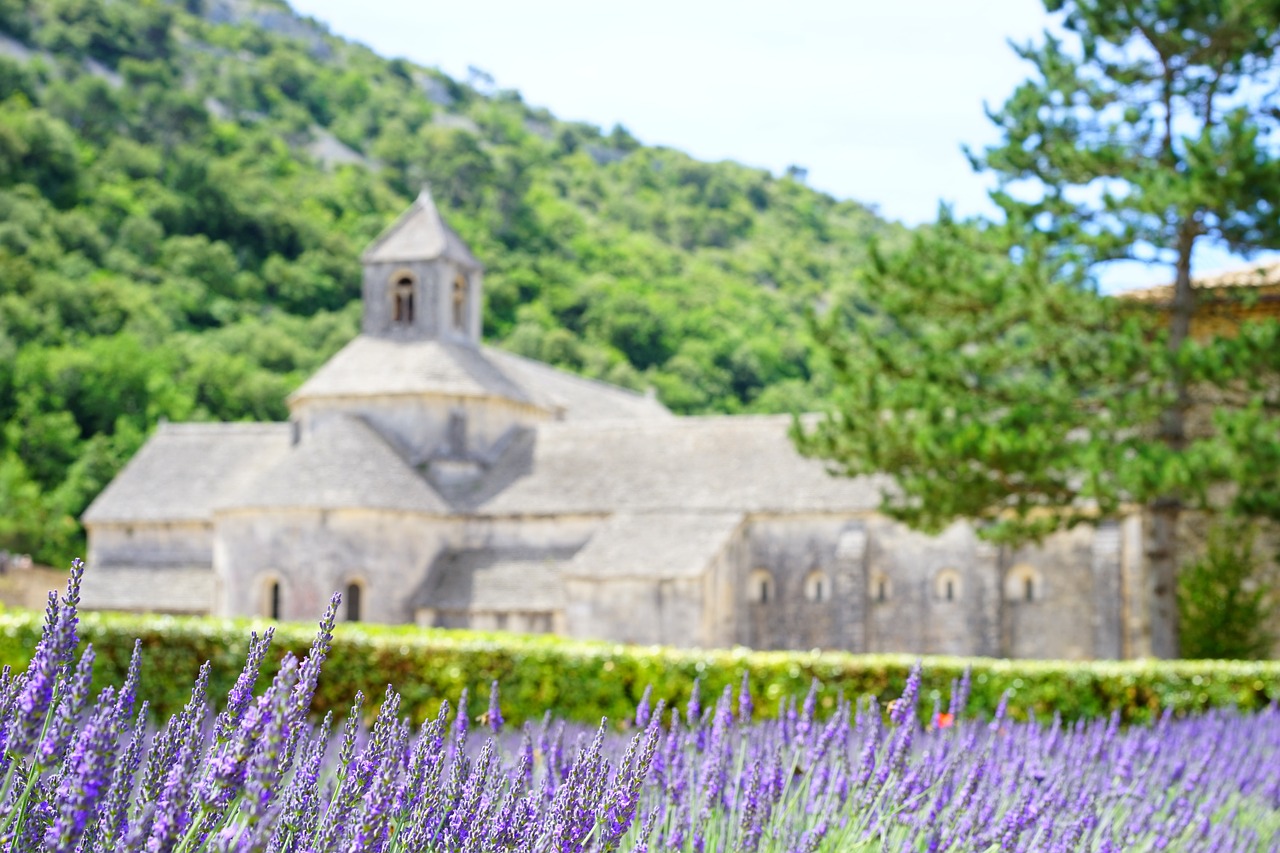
[213, 507, 451, 623]
[0, 564, 67, 610]
[564, 575, 706, 646]
[79, 567, 215, 614]
[361, 258, 481, 344]
[738, 515, 874, 652]
[87, 521, 213, 570]
[728, 514, 1135, 659]
[865, 520, 1000, 657]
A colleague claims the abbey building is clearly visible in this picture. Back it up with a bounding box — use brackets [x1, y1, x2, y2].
[82, 192, 1153, 658]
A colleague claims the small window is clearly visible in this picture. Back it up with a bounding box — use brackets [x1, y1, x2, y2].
[803, 571, 830, 603]
[748, 569, 774, 604]
[933, 569, 962, 603]
[393, 275, 415, 324]
[1006, 564, 1042, 603]
[870, 574, 891, 603]
[345, 581, 363, 622]
[268, 580, 282, 620]
[452, 274, 468, 330]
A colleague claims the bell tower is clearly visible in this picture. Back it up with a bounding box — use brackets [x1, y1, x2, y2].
[359, 188, 484, 345]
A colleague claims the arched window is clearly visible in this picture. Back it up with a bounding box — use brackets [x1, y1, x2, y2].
[452, 274, 468, 330]
[392, 274, 415, 324]
[264, 577, 282, 620]
[747, 569, 774, 604]
[870, 573, 891, 603]
[1005, 564, 1043, 603]
[345, 580, 363, 622]
[803, 571, 830, 603]
[933, 569, 962, 603]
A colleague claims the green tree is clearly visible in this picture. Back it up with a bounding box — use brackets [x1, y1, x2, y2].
[799, 0, 1280, 658]
[1177, 521, 1274, 659]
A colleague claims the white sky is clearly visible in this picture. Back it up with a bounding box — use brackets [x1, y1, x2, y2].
[289, 0, 1274, 292]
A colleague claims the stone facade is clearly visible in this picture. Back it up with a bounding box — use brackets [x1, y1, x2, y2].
[83, 191, 1156, 659]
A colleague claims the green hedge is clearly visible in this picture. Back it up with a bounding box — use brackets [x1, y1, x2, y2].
[2, 610, 1277, 726]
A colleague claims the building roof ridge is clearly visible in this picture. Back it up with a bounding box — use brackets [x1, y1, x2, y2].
[483, 345, 658, 403]
[1119, 258, 1280, 301]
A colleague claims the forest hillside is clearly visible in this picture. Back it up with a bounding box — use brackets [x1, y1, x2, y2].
[0, 0, 905, 562]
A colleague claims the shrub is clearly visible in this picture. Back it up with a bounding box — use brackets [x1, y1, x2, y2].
[2, 607, 1277, 727]
[1178, 520, 1275, 660]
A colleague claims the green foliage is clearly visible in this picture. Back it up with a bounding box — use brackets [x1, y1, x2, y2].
[798, 216, 1165, 541]
[1, 608, 1277, 726]
[0, 0, 903, 563]
[1178, 521, 1275, 660]
[798, 0, 1280, 658]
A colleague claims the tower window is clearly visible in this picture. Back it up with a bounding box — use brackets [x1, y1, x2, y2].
[346, 581, 363, 622]
[269, 580, 281, 620]
[452, 274, 467, 330]
[393, 275, 415, 324]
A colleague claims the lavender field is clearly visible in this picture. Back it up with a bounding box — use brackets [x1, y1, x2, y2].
[3, 563, 1278, 852]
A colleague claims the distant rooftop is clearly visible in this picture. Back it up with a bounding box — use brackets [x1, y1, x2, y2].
[1121, 260, 1280, 303]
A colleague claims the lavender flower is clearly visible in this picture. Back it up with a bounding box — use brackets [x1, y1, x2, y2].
[738, 671, 754, 724]
[487, 680, 505, 734]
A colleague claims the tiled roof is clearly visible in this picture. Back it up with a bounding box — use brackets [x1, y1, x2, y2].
[289, 337, 674, 421]
[226, 415, 450, 514]
[414, 545, 577, 611]
[82, 422, 292, 523]
[477, 415, 887, 516]
[361, 188, 481, 267]
[1120, 260, 1280, 302]
[289, 336, 546, 408]
[482, 346, 672, 421]
[564, 511, 745, 579]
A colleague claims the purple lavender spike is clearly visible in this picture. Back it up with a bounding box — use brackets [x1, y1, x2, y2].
[688, 679, 704, 726]
[44, 686, 118, 850]
[738, 671, 754, 724]
[635, 685, 653, 729]
[214, 629, 275, 744]
[487, 680, 504, 735]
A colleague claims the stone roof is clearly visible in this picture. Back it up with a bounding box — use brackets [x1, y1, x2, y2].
[482, 347, 672, 421]
[414, 545, 577, 611]
[564, 511, 745, 579]
[289, 336, 547, 409]
[226, 415, 450, 514]
[477, 415, 887, 516]
[361, 188, 480, 268]
[82, 422, 292, 524]
[1120, 260, 1280, 303]
[288, 336, 674, 421]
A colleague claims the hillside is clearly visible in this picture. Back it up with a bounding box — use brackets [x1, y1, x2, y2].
[0, 0, 905, 563]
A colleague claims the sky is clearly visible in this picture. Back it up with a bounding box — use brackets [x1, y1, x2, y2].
[288, 0, 1273, 292]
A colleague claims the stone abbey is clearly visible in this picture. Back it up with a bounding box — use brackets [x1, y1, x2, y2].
[83, 192, 1157, 658]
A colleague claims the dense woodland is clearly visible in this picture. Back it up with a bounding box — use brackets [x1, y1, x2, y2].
[0, 0, 904, 563]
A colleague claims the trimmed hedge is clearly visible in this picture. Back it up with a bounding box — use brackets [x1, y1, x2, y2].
[2, 609, 1278, 726]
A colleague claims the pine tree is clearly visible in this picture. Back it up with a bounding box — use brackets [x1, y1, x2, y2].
[800, 0, 1280, 657]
